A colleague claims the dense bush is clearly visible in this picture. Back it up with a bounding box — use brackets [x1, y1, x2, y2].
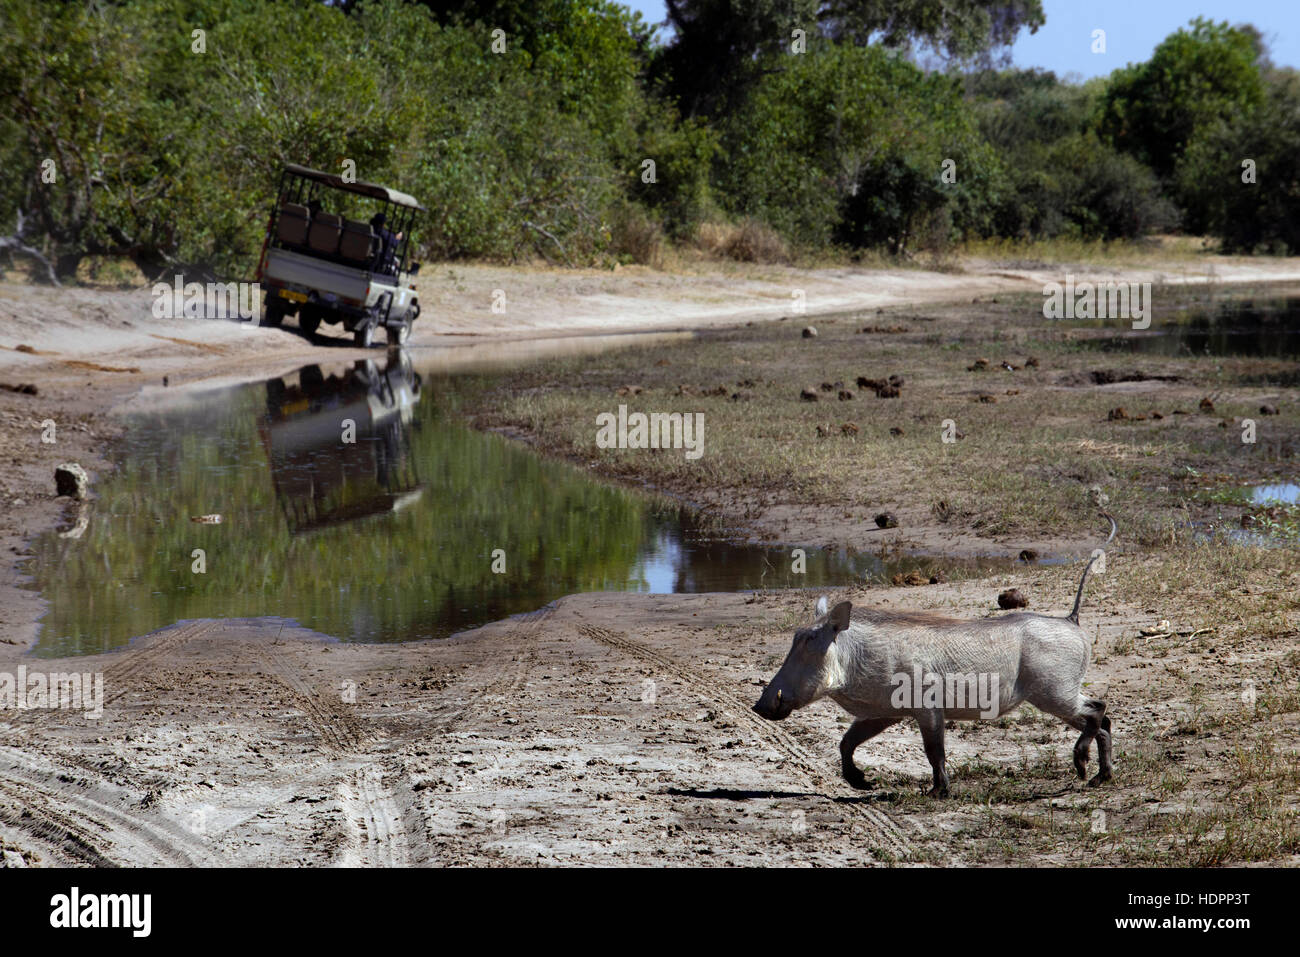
[1179, 68, 1300, 254]
[0, 2, 1294, 278]
[718, 44, 1001, 253]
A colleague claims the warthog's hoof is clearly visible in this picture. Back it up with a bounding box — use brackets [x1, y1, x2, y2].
[1087, 770, 1112, 787]
[927, 784, 950, 798]
[1074, 758, 1088, 779]
[842, 768, 871, 790]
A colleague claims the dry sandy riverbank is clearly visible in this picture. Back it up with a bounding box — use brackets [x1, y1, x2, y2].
[2, 255, 1298, 866]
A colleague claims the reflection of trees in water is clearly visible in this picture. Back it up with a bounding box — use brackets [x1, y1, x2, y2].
[1091, 298, 1300, 359]
[29, 362, 1020, 657]
[30, 363, 652, 655]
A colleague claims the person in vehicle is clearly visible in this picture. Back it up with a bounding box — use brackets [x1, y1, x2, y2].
[370, 212, 403, 275]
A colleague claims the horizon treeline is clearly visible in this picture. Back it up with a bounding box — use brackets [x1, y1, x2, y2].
[1, 0, 1297, 281]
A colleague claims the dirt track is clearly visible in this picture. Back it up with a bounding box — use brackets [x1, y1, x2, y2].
[2, 255, 1298, 867]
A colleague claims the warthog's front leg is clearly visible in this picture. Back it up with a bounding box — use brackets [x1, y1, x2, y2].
[915, 709, 950, 797]
[839, 717, 900, 789]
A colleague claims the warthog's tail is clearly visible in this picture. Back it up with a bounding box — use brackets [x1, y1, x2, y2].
[1067, 512, 1118, 625]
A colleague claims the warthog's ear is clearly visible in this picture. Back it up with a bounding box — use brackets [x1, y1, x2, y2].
[829, 601, 852, 634]
[815, 595, 829, 618]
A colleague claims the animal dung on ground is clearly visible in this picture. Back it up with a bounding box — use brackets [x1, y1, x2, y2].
[1260, 403, 1279, 415]
[815, 424, 830, 437]
[701, 385, 729, 397]
[1001, 361, 1018, 372]
[730, 390, 753, 402]
[1199, 397, 1215, 412]
[1108, 407, 1128, 420]
[1019, 549, 1039, 562]
[888, 374, 905, 388]
[976, 394, 996, 403]
[875, 385, 900, 398]
[856, 376, 884, 390]
[998, 588, 1028, 609]
[800, 388, 819, 402]
[0, 383, 37, 395]
[1005, 389, 1020, 396]
[820, 382, 835, 392]
[1025, 356, 1040, 368]
[891, 570, 929, 587]
[1151, 411, 1163, 420]
[616, 384, 642, 396]
[874, 512, 898, 529]
[889, 426, 904, 436]
[969, 357, 990, 371]
[802, 326, 817, 338]
[840, 422, 859, 436]
[838, 390, 854, 401]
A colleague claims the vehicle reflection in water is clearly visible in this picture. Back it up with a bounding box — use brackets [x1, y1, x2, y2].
[28, 347, 1016, 657]
[262, 354, 423, 535]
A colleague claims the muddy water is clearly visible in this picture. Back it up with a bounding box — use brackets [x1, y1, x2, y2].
[27, 343, 1013, 657]
[1080, 293, 1300, 357]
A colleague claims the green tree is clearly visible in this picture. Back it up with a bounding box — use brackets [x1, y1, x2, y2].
[720, 43, 1001, 251]
[1097, 17, 1266, 231]
[1182, 67, 1300, 253]
[655, 0, 1044, 117]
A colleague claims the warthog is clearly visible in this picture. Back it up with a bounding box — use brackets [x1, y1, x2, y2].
[753, 515, 1118, 796]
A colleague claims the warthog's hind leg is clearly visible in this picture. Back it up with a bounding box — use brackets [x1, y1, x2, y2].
[1090, 712, 1114, 787]
[1038, 694, 1110, 784]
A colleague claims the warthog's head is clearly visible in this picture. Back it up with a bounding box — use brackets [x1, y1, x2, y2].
[753, 596, 851, 720]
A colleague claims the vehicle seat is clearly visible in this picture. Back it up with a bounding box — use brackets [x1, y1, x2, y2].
[340, 219, 376, 264]
[277, 203, 311, 246]
[308, 212, 343, 255]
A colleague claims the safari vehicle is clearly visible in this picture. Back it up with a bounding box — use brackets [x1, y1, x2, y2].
[255, 164, 424, 347]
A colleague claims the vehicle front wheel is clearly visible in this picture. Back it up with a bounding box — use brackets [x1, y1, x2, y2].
[355, 322, 375, 348]
[299, 308, 321, 337]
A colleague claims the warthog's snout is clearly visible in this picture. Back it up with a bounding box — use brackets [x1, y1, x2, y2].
[752, 684, 794, 721]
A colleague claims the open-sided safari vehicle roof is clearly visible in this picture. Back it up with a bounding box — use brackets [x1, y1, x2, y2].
[281, 163, 426, 211]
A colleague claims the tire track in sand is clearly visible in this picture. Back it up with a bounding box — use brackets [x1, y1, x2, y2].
[257, 645, 408, 866]
[577, 623, 913, 859]
[431, 603, 555, 732]
[0, 622, 224, 866]
[0, 746, 215, 867]
[336, 766, 412, 867]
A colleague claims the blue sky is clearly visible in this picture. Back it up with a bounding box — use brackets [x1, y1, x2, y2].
[621, 0, 1300, 79]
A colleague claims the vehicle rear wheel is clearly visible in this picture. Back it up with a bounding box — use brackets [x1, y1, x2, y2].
[299, 307, 321, 337]
[386, 321, 410, 347]
[263, 302, 285, 328]
[354, 322, 375, 348]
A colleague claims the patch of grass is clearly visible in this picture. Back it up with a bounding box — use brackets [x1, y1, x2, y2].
[466, 284, 1300, 554]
